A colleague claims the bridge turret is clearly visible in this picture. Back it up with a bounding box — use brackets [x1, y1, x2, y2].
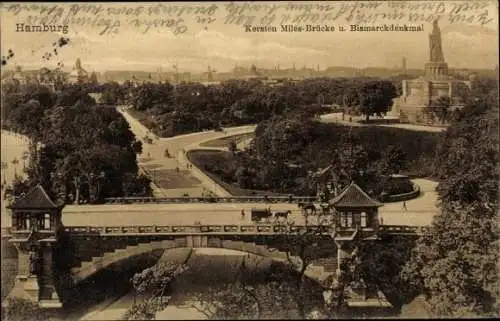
[5, 184, 64, 308]
[328, 182, 384, 302]
[329, 182, 383, 241]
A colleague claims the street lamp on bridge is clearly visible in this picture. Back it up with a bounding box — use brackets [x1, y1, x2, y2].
[1, 161, 8, 186]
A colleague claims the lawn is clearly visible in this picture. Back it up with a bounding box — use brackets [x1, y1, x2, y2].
[186, 149, 286, 197]
[141, 165, 202, 189]
[199, 133, 254, 148]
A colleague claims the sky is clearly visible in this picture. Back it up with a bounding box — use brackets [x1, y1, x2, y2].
[0, 1, 498, 73]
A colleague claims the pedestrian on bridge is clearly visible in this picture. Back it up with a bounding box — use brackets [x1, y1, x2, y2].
[403, 201, 407, 211]
[241, 209, 245, 220]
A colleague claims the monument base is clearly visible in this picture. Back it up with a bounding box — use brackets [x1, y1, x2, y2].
[2, 275, 62, 309]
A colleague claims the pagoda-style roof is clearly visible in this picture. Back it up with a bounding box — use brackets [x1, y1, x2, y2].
[8, 184, 63, 210]
[330, 182, 383, 208]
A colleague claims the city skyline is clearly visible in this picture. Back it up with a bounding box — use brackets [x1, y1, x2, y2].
[1, 2, 498, 73]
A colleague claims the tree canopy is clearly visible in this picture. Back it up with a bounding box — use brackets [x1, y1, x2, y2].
[2, 82, 152, 203]
[402, 87, 499, 317]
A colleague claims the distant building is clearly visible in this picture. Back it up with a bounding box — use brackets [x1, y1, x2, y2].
[12, 66, 27, 85]
[1, 66, 30, 89]
[68, 58, 90, 84]
[393, 20, 471, 123]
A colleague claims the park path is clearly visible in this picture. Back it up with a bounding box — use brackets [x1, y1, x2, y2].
[118, 106, 255, 197]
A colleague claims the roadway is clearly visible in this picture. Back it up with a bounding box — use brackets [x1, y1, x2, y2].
[57, 176, 438, 228]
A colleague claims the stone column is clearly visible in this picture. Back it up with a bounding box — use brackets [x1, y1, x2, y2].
[335, 241, 351, 277]
[8, 243, 39, 303]
[38, 242, 61, 306]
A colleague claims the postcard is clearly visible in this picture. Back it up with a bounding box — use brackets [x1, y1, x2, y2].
[1, 1, 498, 320]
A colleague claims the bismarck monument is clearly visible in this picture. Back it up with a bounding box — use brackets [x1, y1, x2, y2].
[393, 20, 471, 123]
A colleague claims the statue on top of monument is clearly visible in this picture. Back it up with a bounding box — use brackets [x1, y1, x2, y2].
[429, 19, 445, 62]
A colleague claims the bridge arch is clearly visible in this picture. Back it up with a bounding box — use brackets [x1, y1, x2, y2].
[70, 237, 336, 285]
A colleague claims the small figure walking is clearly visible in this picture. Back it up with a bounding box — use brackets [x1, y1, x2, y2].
[241, 209, 245, 220]
[403, 201, 407, 211]
[147, 152, 151, 158]
[175, 166, 179, 173]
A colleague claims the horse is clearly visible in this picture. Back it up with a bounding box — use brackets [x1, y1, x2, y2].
[274, 210, 292, 220]
[299, 202, 317, 214]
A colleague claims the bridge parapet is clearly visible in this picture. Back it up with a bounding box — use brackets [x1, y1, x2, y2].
[62, 224, 335, 236]
[378, 225, 429, 235]
[57, 224, 429, 236]
[102, 196, 316, 204]
[3, 225, 430, 237]
[1, 224, 429, 238]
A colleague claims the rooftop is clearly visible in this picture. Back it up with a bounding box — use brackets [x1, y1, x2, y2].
[8, 184, 63, 210]
[330, 182, 383, 208]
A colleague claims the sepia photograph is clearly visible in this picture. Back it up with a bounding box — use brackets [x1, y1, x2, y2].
[0, 1, 498, 320]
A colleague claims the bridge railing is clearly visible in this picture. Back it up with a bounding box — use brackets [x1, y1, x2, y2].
[378, 225, 429, 234]
[62, 224, 336, 235]
[2, 225, 430, 238]
[101, 196, 317, 205]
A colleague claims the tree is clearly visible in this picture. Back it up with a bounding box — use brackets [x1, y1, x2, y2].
[2, 297, 50, 321]
[342, 86, 360, 111]
[403, 97, 499, 317]
[357, 80, 397, 121]
[430, 96, 452, 124]
[402, 203, 498, 317]
[124, 261, 189, 320]
[383, 145, 407, 174]
[187, 255, 323, 319]
[131, 140, 143, 155]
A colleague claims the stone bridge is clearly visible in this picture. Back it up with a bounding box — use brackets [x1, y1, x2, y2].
[2, 183, 433, 309]
[2, 223, 428, 287]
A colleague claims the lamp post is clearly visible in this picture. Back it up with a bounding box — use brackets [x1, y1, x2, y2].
[1, 161, 7, 186]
